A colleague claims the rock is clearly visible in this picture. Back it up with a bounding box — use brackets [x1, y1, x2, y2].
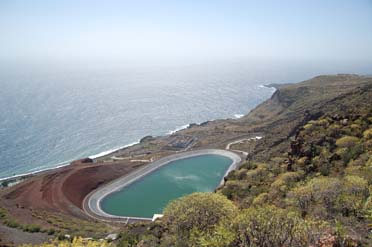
[140, 136, 155, 143]
[71, 158, 93, 165]
[341, 118, 348, 125]
[315, 233, 337, 247]
[105, 233, 118, 241]
[81, 158, 93, 163]
[331, 114, 342, 120]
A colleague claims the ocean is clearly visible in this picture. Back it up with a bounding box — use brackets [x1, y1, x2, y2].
[0, 60, 365, 179]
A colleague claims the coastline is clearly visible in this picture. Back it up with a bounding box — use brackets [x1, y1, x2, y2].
[0, 162, 71, 183]
[0, 84, 277, 184]
[1, 74, 371, 244]
[0, 116, 243, 183]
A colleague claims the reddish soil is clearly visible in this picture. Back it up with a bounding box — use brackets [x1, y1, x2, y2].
[0, 159, 145, 221]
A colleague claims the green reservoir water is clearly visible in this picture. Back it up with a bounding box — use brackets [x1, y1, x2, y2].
[100, 154, 232, 218]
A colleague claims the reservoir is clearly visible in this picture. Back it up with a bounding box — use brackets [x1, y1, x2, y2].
[100, 154, 233, 218]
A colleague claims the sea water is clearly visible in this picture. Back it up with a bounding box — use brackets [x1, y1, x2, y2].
[1, 60, 319, 180]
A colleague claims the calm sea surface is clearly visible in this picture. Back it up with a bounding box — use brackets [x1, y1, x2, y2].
[1, 61, 358, 179]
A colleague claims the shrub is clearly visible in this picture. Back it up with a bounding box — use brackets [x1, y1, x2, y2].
[303, 123, 314, 131]
[363, 128, 372, 140]
[316, 119, 329, 127]
[220, 186, 234, 200]
[252, 192, 269, 206]
[118, 230, 139, 247]
[0, 207, 8, 219]
[339, 175, 370, 216]
[4, 218, 20, 228]
[336, 136, 360, 148]
[240, 161, 257, 170]
[245, 167, 268, 183]
[287, 177, 343, 217]
[367, 156, 372, 167]
[1, 180, 10, 187]
[328, 124, 343, 138]
[47, 228, 56, 235]
[232, 205, 323, 247]
[189, 221, 236, 247]
[22, 224, 41, 233]
[20, 237, 112, 247]
[162, 192, 237, 239]
[350, 123, 361, 130]
[296, 157, 309, 168]
[270, 172, 304, 198]
[342, 144, 363, 165]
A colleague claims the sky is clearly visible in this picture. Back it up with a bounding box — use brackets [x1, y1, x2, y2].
[0, 0, 372, 67]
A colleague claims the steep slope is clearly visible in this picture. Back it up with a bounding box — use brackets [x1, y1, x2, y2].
[236, 74, 372, 160]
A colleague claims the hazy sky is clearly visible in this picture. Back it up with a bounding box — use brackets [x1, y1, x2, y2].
[1, 0, 372, 66]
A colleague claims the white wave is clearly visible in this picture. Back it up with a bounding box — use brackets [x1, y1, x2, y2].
[259, 84, 276, 92]
[0, 141, 141, 181]
[233, 114, 244, 119]
[88, 141, 139, 159]
[0, 161, 71, 182]
[167, 124, 190, 135]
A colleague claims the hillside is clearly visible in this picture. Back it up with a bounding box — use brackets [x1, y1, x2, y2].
[121, 74, 372, 246]
[1, 74, 372, 246]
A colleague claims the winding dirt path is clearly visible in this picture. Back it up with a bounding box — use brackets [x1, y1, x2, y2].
[225, 136, 263, 156]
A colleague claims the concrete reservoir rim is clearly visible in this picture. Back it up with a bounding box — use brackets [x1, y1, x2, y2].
[83, 149, 241, 221]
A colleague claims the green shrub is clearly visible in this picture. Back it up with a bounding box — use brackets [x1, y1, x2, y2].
[0, 207, 8, 219]
[4, 218, 20, 228]
[336, 136, 360, 148]
[287, 177, 343, 217]
[20, 237, 112, 247]
[240, 161, 257, 170]
[245, 167, 268, 183]
[118, 230, 139, 246]
[163, 192, 237, 239]
[303, 123, 314, 131]
[189, 221, 236, 247]
[316, 119, 329, 127]
[1, 180, 10, 187]
[220, 186, 234, 200]
[328, 124, 343, 138]
[252, 192, 269, 205]
[363, 128, 372, 140]
[342, 144, 363, 165]
[22, 224, 41, 233]
[232, 205, 323, 247]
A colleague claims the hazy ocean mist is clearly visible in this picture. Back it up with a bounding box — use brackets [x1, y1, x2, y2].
[0, 60, 370, 179]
